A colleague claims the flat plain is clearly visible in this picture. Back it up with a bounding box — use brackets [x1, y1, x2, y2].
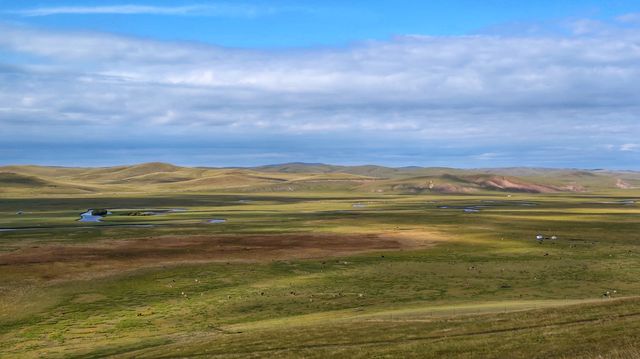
[1, 163, 640, 358]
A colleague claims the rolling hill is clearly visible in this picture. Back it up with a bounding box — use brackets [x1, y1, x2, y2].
[0, 162, 638, 195]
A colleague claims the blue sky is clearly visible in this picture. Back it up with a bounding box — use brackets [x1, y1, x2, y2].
[2, 0, 639, 47]
[1, 1, 640, 168]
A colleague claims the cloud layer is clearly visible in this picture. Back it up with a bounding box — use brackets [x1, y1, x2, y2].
[1, 18, 639, 167]
[8, 4, 303, 18]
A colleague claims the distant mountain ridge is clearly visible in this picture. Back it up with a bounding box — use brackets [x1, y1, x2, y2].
[1, 162, 638, 195]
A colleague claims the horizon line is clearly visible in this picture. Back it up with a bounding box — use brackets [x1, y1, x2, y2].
[1, 161, 636, 172]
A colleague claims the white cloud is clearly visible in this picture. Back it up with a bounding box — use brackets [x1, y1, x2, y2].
[472, 152, 501, 161]
[620, 143, 639, 152]
[9, 4, 297, 18]
[0, 20, 639, 167]
[617, 13, 640, 24]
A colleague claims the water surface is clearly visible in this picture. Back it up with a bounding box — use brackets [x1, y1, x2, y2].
[78, 210, 103, 222]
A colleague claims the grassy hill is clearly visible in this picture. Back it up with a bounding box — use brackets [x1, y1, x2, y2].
[1, 162, 638, 196]
[0, 171, 98, 195]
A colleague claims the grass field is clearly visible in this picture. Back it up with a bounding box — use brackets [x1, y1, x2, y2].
[1, 164, 640, 357]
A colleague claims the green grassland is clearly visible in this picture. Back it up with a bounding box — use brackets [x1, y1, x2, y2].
[1, 163, 640, 357]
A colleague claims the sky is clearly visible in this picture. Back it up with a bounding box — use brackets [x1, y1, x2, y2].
[1, 1, 640, 169]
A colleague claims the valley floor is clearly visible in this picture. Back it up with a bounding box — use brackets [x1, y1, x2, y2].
[1, 189, 639, 358]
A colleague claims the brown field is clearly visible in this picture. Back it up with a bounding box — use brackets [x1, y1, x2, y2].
[0, 232, 437, 281]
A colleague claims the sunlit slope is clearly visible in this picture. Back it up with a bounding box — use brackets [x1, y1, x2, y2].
[0, 172, 98, 195]
[1, 162, 638, 195]
[0, 163, 375, 194]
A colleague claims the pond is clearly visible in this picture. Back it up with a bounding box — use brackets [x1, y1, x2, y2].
[438, 205, 481, 213]
[78, 210, 103, 222]
[208, 219, 227, 224]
